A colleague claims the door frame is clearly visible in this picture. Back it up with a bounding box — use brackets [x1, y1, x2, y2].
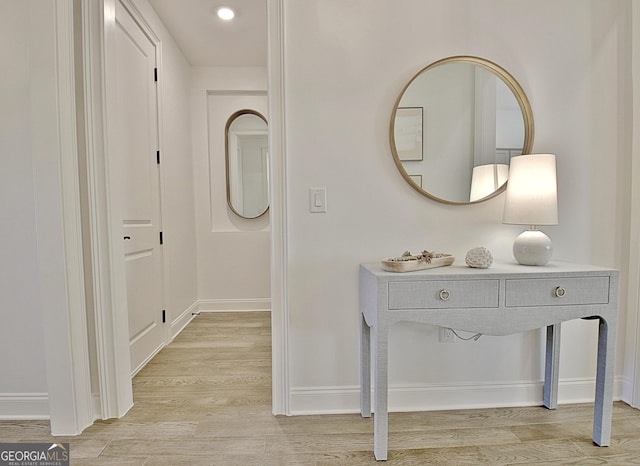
[36, 0, 94, 435]
[266, 0, 290, 415]
[45, 0, 290, 434]
[79, 0, 170, 418]
[625, 0, 640, 408]
[79, 0, 135, 419]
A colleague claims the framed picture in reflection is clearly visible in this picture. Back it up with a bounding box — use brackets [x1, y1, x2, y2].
[394, 107, 423, 161]
[409, 175, 422, 188]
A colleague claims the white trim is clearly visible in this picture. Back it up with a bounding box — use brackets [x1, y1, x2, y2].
[0, 394, 50, 420]
[81, 0, 134, 419]
[198, 298, 271, 312]
[52, 0, 95, 433]
[33, 0, 94, 435]
[130, 343, 165, 377]
[207, 90, 268, 97]
[170, 301, 199, 340]
[267, 0, 290, 416]
[621, 376, 634, 404]
[149, 9, 170, 349]
[289, 377, 625, 415]
[626, 0, 640, 408]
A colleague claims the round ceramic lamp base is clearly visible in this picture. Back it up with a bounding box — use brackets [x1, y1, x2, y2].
[513, 229, 553, 266]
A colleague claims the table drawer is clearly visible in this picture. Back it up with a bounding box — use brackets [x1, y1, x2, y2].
[505, 276, 610, 307]
[388, 280, 499, 310]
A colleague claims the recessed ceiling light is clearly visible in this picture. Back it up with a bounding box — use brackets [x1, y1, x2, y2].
[217, 7, 235, 21]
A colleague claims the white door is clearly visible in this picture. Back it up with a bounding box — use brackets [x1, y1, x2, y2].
[114, 0, 164, 375]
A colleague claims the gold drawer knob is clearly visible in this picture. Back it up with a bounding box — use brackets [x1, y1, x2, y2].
[439, 289, 451, 301]
[554, 286, 566, 298]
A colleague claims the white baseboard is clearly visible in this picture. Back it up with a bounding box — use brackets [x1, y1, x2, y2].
[0, 393, 49, 420]
[128, 301, 200, 377]
[197, 298, 271, 312]
[92, 394, 102, 421]
[556, 377, 622, 404]
[620, 376, 638, 408]
[167, 299, 270, 342]
[130, 342, 165, 377]
[170, 300, 199, 341]
[289, 377, 625, 415]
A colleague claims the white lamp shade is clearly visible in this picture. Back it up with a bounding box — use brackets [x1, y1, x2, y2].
[470, 163, 509, 202]
[503, 154, 558, 226]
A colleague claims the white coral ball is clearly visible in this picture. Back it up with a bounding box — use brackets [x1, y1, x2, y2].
[465, 247, 493, 269]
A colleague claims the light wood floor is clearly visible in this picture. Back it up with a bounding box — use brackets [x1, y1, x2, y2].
[2, 311, 640, 464]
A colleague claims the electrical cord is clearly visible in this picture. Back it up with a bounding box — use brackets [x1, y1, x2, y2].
[450, 329, 483, 341]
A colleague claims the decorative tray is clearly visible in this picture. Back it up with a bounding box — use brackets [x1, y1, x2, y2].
[381, 251, 455, 273]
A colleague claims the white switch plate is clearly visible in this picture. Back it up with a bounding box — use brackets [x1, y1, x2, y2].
[309, 187, 327, 213]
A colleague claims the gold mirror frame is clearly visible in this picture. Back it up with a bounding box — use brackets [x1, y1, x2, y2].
[225, 109, 269, 219]
[390, 55, 534, 205]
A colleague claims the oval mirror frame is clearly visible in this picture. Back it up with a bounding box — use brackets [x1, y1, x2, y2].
[225, 109, 269, 219]
[390, 55, 534, 205]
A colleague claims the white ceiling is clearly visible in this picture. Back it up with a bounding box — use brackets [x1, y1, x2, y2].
[147, 0, 267, 67]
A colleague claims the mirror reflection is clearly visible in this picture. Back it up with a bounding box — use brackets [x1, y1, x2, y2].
[390, 56, 534, 204]
[225, 110, 269, 218]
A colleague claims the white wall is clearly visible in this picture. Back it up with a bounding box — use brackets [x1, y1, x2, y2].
[131, 0, 198, 336]
[191, 67, 270, 310]
[0, 0, 50, 417]
[281, 0, 633, 412]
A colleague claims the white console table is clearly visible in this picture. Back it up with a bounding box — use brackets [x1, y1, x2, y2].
[359, 261, 619, 461]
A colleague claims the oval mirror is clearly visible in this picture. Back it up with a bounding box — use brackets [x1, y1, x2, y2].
[390, 56, 534, 205]
[225, 110, 269, 218]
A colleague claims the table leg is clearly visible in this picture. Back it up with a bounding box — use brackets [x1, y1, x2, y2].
[593, 317, 616, 446]
[360, 313, 371, 418]
[373, 324, 389, 461]
[544, 324, 561, 409]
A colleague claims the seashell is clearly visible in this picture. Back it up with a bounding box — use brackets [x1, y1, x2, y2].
[465, 247, 493, 269]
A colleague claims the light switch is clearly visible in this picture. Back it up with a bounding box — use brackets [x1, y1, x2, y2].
[309, 187, 327, 213]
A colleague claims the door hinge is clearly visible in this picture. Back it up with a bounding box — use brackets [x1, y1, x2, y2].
[162, 309, 166, 323]
[159, 231, 163, 245]
[154, 67, 158, 82]
[156, 150, 160, 164]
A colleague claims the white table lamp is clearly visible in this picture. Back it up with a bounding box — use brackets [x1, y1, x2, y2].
[503, 154, 558, 265]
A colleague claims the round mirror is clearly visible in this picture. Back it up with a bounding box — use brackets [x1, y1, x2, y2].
[390, 56, 534, 205]
[225, 110, 269, 218]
